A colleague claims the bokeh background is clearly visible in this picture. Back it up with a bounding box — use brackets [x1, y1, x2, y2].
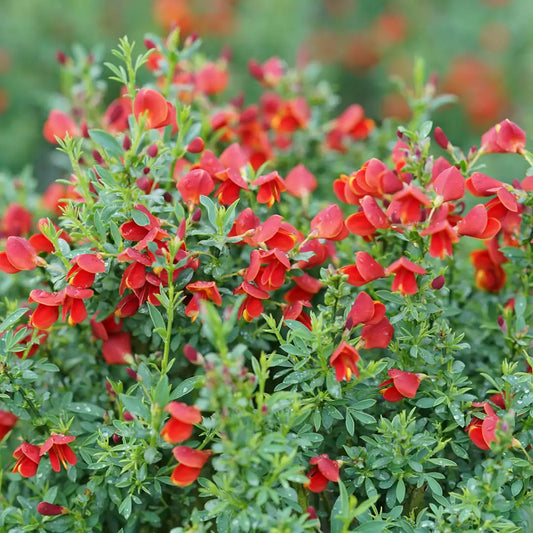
[1, 0, 531, 184]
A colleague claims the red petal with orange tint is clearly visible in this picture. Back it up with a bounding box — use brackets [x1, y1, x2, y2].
[5, 237, 38, 271]
[170, 464, 202, 486]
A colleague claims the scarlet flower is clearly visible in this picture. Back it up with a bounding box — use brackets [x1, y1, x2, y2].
[161, 402, 202, 444]
[432, 166, 465, 202]
[61, 286, 94, 326]
[0, 410, 18, 440]
[133, 88, 173, 129]
[66, 253, 106, 288]
[28, 289, 65, 330]
[465, 172, 503, 197]
[43, 109, 79, 144]
[170, 446, 211, 486]
[185, 281, 223, 321]
[214, 168, 248, 205]
[195, 62, 229, 95]
[40, 434, 77, 473]
[330, 341, 360, 382]
[12, 443, 41, 477]
[470, 249, 506, 293]
[251, 171, 287, 208]
[346, 195, 390, 237]
[467, 403, 500, 450]
[244, 248, 291, 291]
[248, 56, 284, 87]
[285, 164, 317, 198]
[91, 313, 132, 365]
[284, 274, 322, 304]
[379, 369, 421, 402]
[37, 502, 67, 516]
[386, 185, 431, 224]
[326, 104, 375, 152]
[0, 203, 33, 237]
[120, 205, 169, 250]
[310, 204, 349, 241]
[457, 204, 501, 239]
[270, 97, 310, 134]
[242, 214, 298, 252]
[340, 251, 385, 287]
[386, 257, 427, 295]
[234, 281, 270, 321]
[480, 119, 526, 154]
[420, 218, 459, 259]
[0, 237, 44, 274]
[304, 454, 340, 493]
[177, 169, 215, 207]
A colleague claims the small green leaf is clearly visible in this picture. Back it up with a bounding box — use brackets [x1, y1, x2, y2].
[88, 129, 123, 158]
[132, 208, 150, 227]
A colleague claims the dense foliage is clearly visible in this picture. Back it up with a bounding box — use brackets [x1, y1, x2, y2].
[1, 28, 533, 532]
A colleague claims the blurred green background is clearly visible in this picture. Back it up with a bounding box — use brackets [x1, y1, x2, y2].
[1, 0, 532, 184]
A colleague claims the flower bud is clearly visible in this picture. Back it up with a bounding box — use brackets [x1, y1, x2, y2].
[183, 344, 204, 365]
[105, 380, 116, 397]
[144, 38, 157, 50]
[126, 367, 139, 380]
[112, 433, 123, 444]
[55, 51, 68, 65]
[37, 502, 67, 516]
[431, 275, 445, 290]
[306, 506, 318, 520]
[434, 127, 450, 150]
[163, 191, 173, 203]
[81, 120, 89, 138]
[192, 208, 202, 223]
[92, 150, 104, 165]
[143, 166, 151, 175]
[186, 137, 205, 154]
[147, 144, 158, 158]
[122, 135, 132, 150]
[123, 411, 134, 421]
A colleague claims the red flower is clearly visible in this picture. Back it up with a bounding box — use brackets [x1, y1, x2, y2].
[177, 169, 215, 207]
[470, 249, 506, 293]
[0, 410, 18, 440]
[326, 104, 375, 152]
[28, 289, 65, 330]
[386, 257, 427, 295]
[170, 446, 211, 486]
[37, 502, 67, 516]
[91, 313, 132, 365]
[0, 203, 33, 237]
[67, 253, 106, 288]
[457, 204, 501, 239]
[185, 281, 223, 320]
[161, 402, 202, 444]
[12, 443, 41, 477]
[0, 237, 44, 274]
[386, 185, 431, 224]
[133, 88, 173, 129]
[43, 109, 79, 144]
[251, 171, 287, 208]
[465, 172, 503, 197]
[467, 403, 500, 450]
[346, 195, 390, 237]
[310, 204, 349, 241]
[234, 281, 270, 321]
[195, 62, 229, 95]
[214, 168, 248, 205]
[379, 369, 421, 402]
[284, 274, 322, 304]
[304, 454, 340, 493]
[330, 341, 360, 382]
[285, 164, 317, 198]
[432, 166, 465, 202]
[340, 251, 385, 286]
[61, 286, 94, 326]
[481, 119, 526, 154]
[420, 218, 459, 259]
[120, 205, 169, 250]
[40, 434, 77, 472]
[270, 97, 310, 134]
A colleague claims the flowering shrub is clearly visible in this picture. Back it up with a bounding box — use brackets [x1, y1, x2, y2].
[1, 27, 533, 533]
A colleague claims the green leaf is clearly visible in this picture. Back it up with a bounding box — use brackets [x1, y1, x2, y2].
[132, 208, 150, 227]
[119, 394, 150, 420]
[148, 303, 166, 331]
[199, 195, 217, 229]
[0, 308, 27, 332]
[396, 478, 405, 503]
[285, 319, 314, 340]
[118, 495, 132, 520]
[88, 129, 123, 158]
[68, 402, 106, 418]
[171, 376, 200, 400]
